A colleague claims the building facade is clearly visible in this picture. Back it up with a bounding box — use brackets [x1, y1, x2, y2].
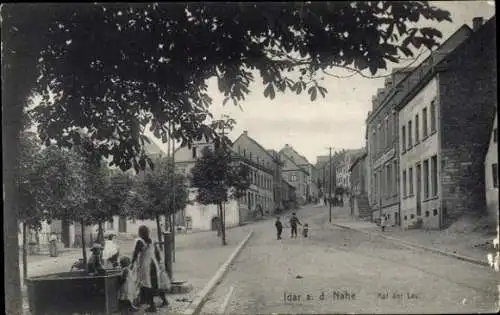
[349, 152, 370, 218]
[367, 23, 473, 226]
[484, 111, 498, 228]
[280, 151, 310, 204]
[397, 17, 496, 229]
[232, 131, 277, 218]
[280, 144, 317, 201]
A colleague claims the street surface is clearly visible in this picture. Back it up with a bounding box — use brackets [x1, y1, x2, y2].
[201, 205, 500, 314]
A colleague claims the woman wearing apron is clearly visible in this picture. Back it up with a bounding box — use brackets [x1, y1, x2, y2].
[131, 225, 161, 313]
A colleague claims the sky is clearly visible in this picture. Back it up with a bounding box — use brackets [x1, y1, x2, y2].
[196, 1, 496, 165]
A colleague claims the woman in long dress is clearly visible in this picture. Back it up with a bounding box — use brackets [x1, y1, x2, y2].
[131, 225, 170, 312]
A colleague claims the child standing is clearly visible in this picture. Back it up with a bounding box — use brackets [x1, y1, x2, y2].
[153, 243, 171, 308]
[302, 223, 309, 238]
[118, 256, 139, 314]
[275, 217, 283, 240]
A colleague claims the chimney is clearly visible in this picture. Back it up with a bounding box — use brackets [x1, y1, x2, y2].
[473, 17, 484, 31]
[243, 130, 248, 135]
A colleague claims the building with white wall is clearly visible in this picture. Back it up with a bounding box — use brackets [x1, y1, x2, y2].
[396, 16, 496, 229]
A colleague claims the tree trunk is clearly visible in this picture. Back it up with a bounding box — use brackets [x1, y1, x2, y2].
[97, 222, 104, 246]
[22, 222, 28, 284]
[155, 214, 163, 250]
[218, 203, 227, 246]
[172, 212, 176, 262]
[81, 221, 88, 268]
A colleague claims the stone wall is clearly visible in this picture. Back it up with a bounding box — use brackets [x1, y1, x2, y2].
[439, 18, 497, 226]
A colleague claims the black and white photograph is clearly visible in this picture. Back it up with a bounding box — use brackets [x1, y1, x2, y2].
[2, 1, 498, 314]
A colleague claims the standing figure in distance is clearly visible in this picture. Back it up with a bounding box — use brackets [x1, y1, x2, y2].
[289, 213, 302, 239]
[275, 217, 283, 240]
[302, 223, 309, 238]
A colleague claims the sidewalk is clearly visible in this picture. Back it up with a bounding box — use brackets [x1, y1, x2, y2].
[331, 217, 495, 265]
[22, 225, 254, 315]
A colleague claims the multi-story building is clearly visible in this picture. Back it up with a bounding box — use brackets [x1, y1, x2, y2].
[232, 131, 277, 218]
[484, 109, 498, 229]
[316, 155, 337, 200]
[280, 144, 318, 202]
[397, 16, 496, 229]
[336, 148, 365, 192]
[280, 151, 310, 204]
[174, 130, 278, 231]
[367, 22, 473, 226]
[349, 151, 370, 218]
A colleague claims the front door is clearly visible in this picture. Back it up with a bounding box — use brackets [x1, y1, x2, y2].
[118, 216, 127, 233]
[416, 163, 422, 217]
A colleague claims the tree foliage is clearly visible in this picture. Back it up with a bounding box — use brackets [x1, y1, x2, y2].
[190, 146, 250, 206]
[3, 3, 452, 173]
[124, 156, 188, 221]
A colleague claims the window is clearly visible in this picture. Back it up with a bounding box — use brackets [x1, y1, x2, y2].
[372, 130, 377, 157]
[415, 114, 420, 143]
[423, 107, 428, 138]
[430, 100, 436, 133]
[431, 155, 438, 196]
[249, 152, 253, 160]
[401, 126, 406, 152]
[393, 160, 398, 196]
[423, 159, 430, 198]
[243, 149, 247, 157]
[374, 173, 378, 201]
[433, 209, 438, 216]
[425, 211, 430, 217]
[386, 164, 391, 198]
[408, 120, 413, 148]
[192, 147, 197, 158]
[385, 118, 389, 148]
[493, 163, 498, 188]
[409, 167, 414, 195]
[402, 170, 407, 197]
[378, 125, 382, 153]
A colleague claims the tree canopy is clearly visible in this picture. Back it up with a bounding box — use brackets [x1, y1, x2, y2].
[190, 146, 250, 205]
[124, 156, 188, 221]
[2, 2, 452, 173]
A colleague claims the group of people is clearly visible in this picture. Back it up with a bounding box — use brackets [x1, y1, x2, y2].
[79, 226, 171, 314]
[274, 213, 309, 240]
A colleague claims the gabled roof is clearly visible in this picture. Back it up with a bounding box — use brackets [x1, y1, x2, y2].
[369, 23, 473, 121]
[396, 16, 495, 111]
[280, 152, 310, 175]
[233, 132, 277, 162]
[349, 152, 368, 172]
[279, 145, 311, 166]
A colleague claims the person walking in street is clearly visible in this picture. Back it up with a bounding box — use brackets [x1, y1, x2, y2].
[131, 225, 163, 313]
[289, 213, 302, 239]
[302, 223, 309, 238]
[275, 217, 283, 240]
[49, 232, 58, 257]
[380, 214, 387, 232]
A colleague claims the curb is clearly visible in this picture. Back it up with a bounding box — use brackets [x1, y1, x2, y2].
[182, 230, 254, 315]
[331, 223, 489, 267]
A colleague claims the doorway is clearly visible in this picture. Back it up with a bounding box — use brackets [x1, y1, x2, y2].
[211, 217, 221, 231]
[118, 216, 127, 233]
[61, 220, 70, 248]
[416, 163, 422, 217]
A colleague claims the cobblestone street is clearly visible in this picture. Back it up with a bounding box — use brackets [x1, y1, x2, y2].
[201, 205, 499, 314]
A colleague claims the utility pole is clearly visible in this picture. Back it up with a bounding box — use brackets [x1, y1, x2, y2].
[326, 147, 334, 223]
[219, 117, 227, 246]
